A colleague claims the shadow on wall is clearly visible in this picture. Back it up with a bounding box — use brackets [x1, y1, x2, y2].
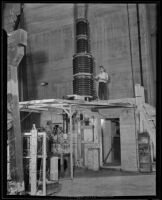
[19, 51, 46, 132]
[26, 51, 48, 100]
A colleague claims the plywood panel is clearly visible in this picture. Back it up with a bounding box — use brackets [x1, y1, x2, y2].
[120, 108, 138, 171]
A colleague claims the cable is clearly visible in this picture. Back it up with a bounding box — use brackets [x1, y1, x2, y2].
[127, 4, 135, 97]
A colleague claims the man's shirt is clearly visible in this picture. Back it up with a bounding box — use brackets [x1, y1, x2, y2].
[96, 72, 109, 83]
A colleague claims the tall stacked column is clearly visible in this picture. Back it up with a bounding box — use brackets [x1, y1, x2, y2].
[73, 14, 96, 99]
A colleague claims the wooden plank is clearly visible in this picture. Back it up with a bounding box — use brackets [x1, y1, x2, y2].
[19, 98, 136, 115]
[7, 143, 11, 180]
[135, 84, 141, 97]
[135, 84, 143, 110]
[30, 126, 38, 195]
[135, 84, 145, 110]
[77, 118, 82, 166]
[42, 132, 46, 195]
[139, 111, 144, 133]
[19, 97, 135, 106]
[69, 108, 73, 179]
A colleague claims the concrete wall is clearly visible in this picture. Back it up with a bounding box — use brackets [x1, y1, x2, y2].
[24, 4, 74, 100]
[88, 4, 156, 105]
[3, 3, 156, 105]
[3, 3, 74, 100]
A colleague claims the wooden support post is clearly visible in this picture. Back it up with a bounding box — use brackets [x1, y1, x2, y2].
[77, 113, 81, 166]
[24, 132, 47, 195]
[7, 142, 11, 180]
[42, 132, 46, 196]
[139, 111, 144, 132]
[69, 107, 73, 179]
[135, 84, 142, 110]
[30, 125, 38, 195]
[7, 29, 27, 192]
[135, 84, 145, 133]
[135, 84, 145, 107]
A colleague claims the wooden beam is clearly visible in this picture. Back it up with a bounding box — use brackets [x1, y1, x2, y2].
[19, 97, 135, 107]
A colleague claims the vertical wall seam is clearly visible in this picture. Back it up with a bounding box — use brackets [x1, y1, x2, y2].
[126, 4, 135, 98]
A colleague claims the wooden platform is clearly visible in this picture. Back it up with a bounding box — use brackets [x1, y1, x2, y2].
[19, 98, 136, 113]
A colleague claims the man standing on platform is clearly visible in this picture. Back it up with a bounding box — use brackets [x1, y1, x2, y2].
[94, 65, 109, 100]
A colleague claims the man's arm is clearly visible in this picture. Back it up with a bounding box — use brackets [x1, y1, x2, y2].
[106, 73, 109, 82]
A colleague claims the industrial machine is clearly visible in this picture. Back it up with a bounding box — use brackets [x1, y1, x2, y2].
[73, 18, 96, 100]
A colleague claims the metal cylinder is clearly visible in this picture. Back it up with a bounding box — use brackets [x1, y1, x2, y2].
[76, 37, 89, 53]
[76, 18, 89, 36]
[73, 17, 96, 99]
[73, 75, 93, 96]
[73, 54, 93, 74]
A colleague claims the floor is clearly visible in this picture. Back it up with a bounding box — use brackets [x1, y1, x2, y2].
[53, 168, 156, 197]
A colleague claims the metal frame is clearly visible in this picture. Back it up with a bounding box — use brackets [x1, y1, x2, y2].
[23, 132, 47, 195]
[20, 98, 135, 182]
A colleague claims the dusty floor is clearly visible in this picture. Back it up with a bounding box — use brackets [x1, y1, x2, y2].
[53, 168, 156, 197]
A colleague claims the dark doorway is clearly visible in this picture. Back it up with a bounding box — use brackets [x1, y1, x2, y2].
[102, 118, 121, 166]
